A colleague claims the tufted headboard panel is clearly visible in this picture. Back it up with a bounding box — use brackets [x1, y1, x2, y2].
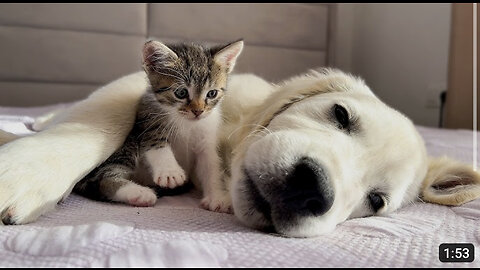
[0, 3, 336, 106]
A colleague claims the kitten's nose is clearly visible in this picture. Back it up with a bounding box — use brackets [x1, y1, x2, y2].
[192, 109, 204, 117]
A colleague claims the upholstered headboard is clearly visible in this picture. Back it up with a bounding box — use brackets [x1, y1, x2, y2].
[0, 3, 336, 106]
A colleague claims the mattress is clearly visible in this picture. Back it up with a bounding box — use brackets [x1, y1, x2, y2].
[0, 104, 478, 267]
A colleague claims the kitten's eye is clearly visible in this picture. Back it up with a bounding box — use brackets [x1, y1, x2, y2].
[207, 90, 218, 99]
[334, 104, 349, 129]
[368, 192, 385, 212]
[174, 88, 189, 99]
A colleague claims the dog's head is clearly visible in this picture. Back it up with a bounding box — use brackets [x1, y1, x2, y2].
[230, 68, 480, 237]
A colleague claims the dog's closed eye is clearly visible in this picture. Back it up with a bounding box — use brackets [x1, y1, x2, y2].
[331, 104, 360, 134]
[333, 104, 350, 129]
[368, 192, 385, 212]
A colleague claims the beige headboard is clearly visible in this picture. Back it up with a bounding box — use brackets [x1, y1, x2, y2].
[0, 3, 336, 106]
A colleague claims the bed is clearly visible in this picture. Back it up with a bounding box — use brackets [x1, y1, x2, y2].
[0, 104, 478, 267]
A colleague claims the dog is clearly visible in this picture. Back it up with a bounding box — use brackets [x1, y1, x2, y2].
[0, 68, 479, 238]
[222, 68, 480, 237]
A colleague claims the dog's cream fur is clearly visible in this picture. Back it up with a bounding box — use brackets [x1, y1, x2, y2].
[223, 69, 480, 237]
[0, 69, 479, 237]
[0, 71, 147, 223]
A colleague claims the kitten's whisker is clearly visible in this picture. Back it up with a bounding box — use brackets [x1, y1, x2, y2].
[151, 68, 184, 82]
[169, 84, 184, 93]
[230, 123, 277, 147]
[227, 123, 272, 140]
[137, 110, 174, 139]
[161, 67, 187, 80]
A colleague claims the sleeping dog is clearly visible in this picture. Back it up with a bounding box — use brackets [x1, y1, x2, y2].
[0, 68, 479, 237]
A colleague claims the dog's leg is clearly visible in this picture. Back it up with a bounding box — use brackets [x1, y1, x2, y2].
[0, 71, 148, 224]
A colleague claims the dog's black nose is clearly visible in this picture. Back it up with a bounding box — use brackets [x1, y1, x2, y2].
[281, 157, 334, 216]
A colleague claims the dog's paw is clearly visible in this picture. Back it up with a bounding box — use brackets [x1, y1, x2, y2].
[200, 194, 233, 213]
[0, 137, 73, 225]
[0, 184, 62, 225]
[114, 184, 157, 207]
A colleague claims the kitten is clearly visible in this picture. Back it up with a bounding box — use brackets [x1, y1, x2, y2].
[73, 39, 243, 212]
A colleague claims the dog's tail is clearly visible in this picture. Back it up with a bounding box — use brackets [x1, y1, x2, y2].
[0, 130, 19, 146]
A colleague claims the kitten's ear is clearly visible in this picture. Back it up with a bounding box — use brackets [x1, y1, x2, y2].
[213, 39, 244, 73]
[142, 40, 178, 70]
[421, 156, 480, 206]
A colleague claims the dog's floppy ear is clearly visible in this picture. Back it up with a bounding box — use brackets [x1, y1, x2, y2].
[421, 156, 480, 206]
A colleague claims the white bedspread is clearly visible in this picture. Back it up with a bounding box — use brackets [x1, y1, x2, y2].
[0, 105, 478, 267]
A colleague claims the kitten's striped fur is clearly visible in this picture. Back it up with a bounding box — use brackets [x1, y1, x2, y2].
[74, 40, 243, 209]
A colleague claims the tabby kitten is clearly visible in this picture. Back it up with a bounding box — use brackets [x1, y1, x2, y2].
[73, 39, 243, 212]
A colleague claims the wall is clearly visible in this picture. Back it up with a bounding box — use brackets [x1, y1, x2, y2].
[0, 3, 332, 106]
[334, 3, 452, 127]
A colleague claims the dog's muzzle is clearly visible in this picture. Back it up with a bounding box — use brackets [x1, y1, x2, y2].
[280, 157, 334, 217]
[243, 156, 335, 233]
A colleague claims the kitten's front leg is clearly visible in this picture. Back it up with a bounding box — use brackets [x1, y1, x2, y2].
[196, 146, 232, 213]
[145, 144, 187, 189]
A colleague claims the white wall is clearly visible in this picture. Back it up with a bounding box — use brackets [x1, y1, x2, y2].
[334, 3, 452, 127]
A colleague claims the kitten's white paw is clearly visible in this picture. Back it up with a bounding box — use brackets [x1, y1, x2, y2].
[145, 146, 188, 189]
[200, 193, 232, 213]
[114, 183, 157, 207]
[154, 168, 187, 189]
